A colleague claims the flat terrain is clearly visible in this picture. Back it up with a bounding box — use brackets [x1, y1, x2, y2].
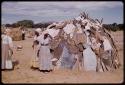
[1, 31, 124, 84]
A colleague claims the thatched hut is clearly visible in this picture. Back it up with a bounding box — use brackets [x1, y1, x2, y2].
[44, 11, 120, 71]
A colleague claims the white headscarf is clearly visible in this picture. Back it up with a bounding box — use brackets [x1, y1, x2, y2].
[35, 28, 41, 34]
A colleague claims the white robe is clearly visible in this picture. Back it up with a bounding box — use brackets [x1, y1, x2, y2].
[37, 35, 53, 70]
[45, 29, 60, 38]
[63, 23, 76, 38]
[103, 37, 112, 51]
[83, 46, 97, 71]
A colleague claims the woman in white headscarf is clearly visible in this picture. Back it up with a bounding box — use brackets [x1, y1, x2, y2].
[2, 29, 13, 70]
[37, 33, 53, 73]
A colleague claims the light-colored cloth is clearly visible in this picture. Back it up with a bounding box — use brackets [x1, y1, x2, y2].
[38, 45, 53, 70]
[75, 16, 82, 21]
[57, 42, 75, 69]
[83, 28, 91, 46]
[83, 45, 97, 71]
[81, 19, 88, 24]
[22, 30, 25, 34]
[37, 34, 50, 44]
[35, 28, 41, 34]
[103, 36, 112, 51]
[45, 29, 60, 38]
[76, 23, 83, 33]
[2, 35, 13, 47]
[37, 35, 53, 70]
[91, 37, 101, 50]
[63, 23, 76, 35]
[85, 24, 91, 31]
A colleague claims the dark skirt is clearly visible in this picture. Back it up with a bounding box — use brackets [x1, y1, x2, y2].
[22, 33, 25, 40]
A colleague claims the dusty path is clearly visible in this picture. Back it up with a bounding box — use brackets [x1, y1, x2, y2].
[1, 31, 123, 84]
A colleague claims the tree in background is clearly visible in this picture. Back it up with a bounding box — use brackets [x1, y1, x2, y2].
[16, 20, 34, 28]
[3, 20, 123, 32]
[103, 23, 123, 32]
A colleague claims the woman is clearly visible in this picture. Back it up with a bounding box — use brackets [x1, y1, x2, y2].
[37, 33, 53, 73]
[2, 29, 13, 70]
[31, 29, 41, 69]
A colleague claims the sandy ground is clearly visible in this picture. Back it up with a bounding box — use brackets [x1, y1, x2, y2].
[1, 31, 124, 84]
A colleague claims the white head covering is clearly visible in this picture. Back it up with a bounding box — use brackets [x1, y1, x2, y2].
[35, 28, 41, 34]
[42, 30, 48, 35]
[75, 16, 82, 21]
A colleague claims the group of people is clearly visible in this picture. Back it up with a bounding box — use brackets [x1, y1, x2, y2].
[1, 13, 120, 73]
[1, 24, 117, 73]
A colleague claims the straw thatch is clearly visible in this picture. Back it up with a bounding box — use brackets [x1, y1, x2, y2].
[11, 28, 22, 41]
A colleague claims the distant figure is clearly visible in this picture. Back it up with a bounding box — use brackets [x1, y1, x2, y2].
[2, 29, 14, 70]
[22, 29, 25, 40]
[37, 33, 53, 73]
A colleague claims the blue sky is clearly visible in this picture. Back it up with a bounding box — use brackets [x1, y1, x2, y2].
[2, 1, 123, 24]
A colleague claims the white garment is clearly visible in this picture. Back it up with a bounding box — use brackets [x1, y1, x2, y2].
[35, 28, 41, 33]
[75, 16, 82, 21]
[103, 37, 112, 51]
[63, 23, 75, 34]
[81, 19, 88, 24]
[85, 24, 91, 31]
[83, 27, 91, 46]
[83, 46, 97, 71]
[70, 32, 74, 38]
[2, 34, 13, 48]
[91, 37, 101, 50]
[38, 35, 53, 70]
[46, 29, 60, 38]
[76, 23, 83, 33]
[86, 36, 91, 45]
[22, 30, 25, 34]
[37, 34, 51, 45]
